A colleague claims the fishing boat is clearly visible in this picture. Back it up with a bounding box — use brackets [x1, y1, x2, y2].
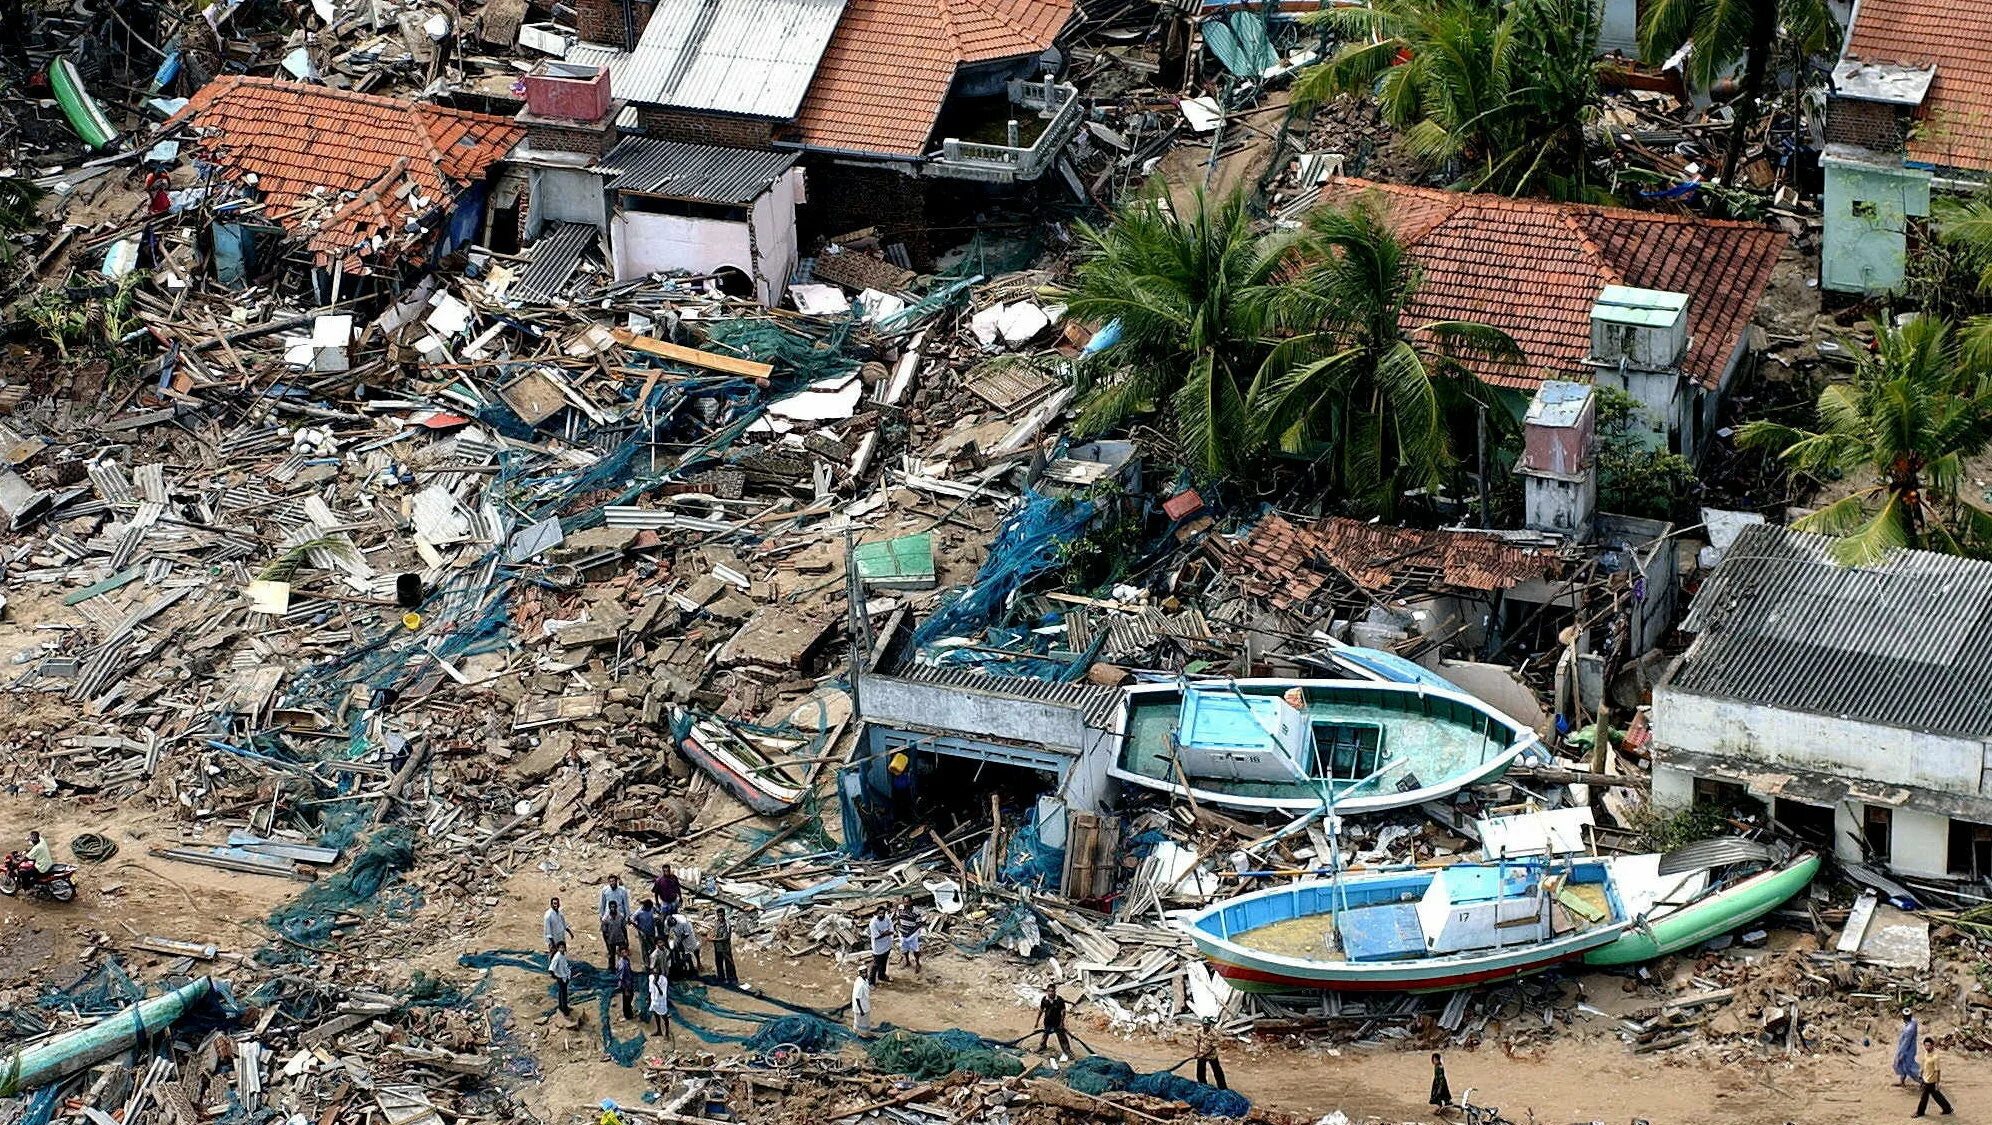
[1181, 857, 1634, 992]
[1584, 844, 1821, 966]
[1108, 678, 1541, 815]
[673, 709, 809, 816]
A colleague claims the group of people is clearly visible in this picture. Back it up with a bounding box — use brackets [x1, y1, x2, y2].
[849, 898, 926, 1034]
[1894, 1010, 1956, 1117]
[540, 866, 741, 1039]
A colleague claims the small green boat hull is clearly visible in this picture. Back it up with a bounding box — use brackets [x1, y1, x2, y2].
[1584, 854, 1821, 967]
[51, 58, 117, 150]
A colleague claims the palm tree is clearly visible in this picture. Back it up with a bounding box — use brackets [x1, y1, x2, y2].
[1063, 191, 1293, 477]
[1737, 315, 1992, 564]
[1638, 0, 1837, 188]
[1294, 0, 1603, 200]
[1256, 200, 1522, 513]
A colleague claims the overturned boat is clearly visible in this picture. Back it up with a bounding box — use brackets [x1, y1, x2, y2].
[1109, 678, 1541, 815]
[1182, 857, 1634, 992]
[673, 709, 809, 816]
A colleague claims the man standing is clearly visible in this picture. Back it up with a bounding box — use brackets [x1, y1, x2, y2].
[549, 941, 573, 1017]
[1915, 1038, 1954, 1117]
[543, 896, 571, 957]
[647, 967, 673, 1038]
[598, 874, 631, 923]
[613, 948, 637, 1020]
[1896, 1010, 1923, 1087]
[668, 912, 699, 978]
[1194, 1018, 1226, 1090]
[632, 899, 660, 968]
[1033, 985, 1073, 1059]
[601, 901, 632, 959]
[867, 907, 894, 985]
[711, 906, 738, 985]
[850, 972, 873, 1035]
[894, 898, 924, 975]
[652, 865, 683, 915]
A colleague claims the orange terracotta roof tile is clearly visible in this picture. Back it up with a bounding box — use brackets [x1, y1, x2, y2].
[1844, 0, 1992, 173]
[794, 0, 1073, 157]
[176, 77, 525, 269]
[1315, 179, 1786, 393]
[1224, 514, 1567, 608]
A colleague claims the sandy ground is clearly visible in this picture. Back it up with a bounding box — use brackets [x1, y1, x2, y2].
[5, 790, 1984, 1125]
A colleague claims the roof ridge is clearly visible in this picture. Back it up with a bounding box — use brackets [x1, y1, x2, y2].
[1556, 209, 1625, 288]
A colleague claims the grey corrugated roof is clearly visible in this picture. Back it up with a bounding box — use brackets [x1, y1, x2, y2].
[592, 0, 847, 118]
[898, 665, 1124, 728]
[1671, 524, 1992, 737]
[600, 137, 797, 203]
[513, 222, 599, 304]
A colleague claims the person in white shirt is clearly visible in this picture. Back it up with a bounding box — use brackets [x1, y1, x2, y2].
[647, 967, 673, 1038]
[849, 973, 873, 1034]
[866, 907, 894, 984]
[598, 874, 631, 921]
[548, 941, 573, 1016]
[543, 896, 571, 956]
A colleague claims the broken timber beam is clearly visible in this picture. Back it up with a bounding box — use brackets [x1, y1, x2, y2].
[611, 329, 774, 381]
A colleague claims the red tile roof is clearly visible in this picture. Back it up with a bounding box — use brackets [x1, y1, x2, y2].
[1224, 514, 1567, 608]
[793, 0, 1073, 157]
[1843, 0, 1992, 173]
[177, 77, 525, 270]
[1315, 179, 1786, 393]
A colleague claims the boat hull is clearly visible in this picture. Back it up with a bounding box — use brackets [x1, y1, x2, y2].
[678, 724, 805, 816]
[1208, 943, 1600, 994]
[1583, 853, 1821, 967]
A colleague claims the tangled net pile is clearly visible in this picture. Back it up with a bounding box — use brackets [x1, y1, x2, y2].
[1064, 1055, 1250, 1117]
[866, 1028, 1024, 1081]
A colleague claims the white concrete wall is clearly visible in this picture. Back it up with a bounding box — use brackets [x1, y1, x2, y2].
[1598, 0, 1639, 57]
[1833, 801, 1862, 866]
[1893, 806, 1950, 877]
[858, 674, 1090, 751]
[1653, 686, 1988, 796]
[1652, 760, 1694, 809]
[613, 209, 753, 287]
[747, 168, 804, 306]
[529, 166, 607, 236]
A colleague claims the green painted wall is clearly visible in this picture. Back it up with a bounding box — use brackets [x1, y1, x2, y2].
[1821, 153, 1931, 295]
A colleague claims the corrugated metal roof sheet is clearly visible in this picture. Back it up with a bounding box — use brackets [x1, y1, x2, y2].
[608, 0, 847, 118]
[1672, 524, 1992, 737]
[599, 136, 797, 203]
[898, 665, 1123, 728]
[512, 222, 600, 304]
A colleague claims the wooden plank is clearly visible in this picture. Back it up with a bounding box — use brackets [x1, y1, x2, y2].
[611, 329, 775, 381]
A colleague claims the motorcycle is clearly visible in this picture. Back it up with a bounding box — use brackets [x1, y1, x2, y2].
[0, 853, 77, 902]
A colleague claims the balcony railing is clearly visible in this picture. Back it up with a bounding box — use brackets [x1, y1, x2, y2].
[927, 78, 1082, 184]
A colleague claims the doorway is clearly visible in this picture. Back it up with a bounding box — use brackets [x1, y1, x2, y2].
[1948, 818, 1992, 879]
[1863, 805, 1894, 863]
[1773, 797, 1834, 850]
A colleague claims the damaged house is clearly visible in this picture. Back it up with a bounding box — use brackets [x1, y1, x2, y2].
[175, 77, 526, 296]
[1652, 525, 1992, 882]
[509, 0, 1079, 291]
[1311, 178, 1786, 465]
[1822, 0, 1992, 294]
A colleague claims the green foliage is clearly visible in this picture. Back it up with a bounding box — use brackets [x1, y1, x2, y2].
[1062, 190, 1291, 479]
[1061, 193, 1519, 513]
[1295, 0, 1605, 200]
[1057, 488, 1145, 591]
[1592, 385, 1697, 519]
[21, 286, 86, 360]
[1736, 314, 1992, 564]
[1633, 803, 1731, 853]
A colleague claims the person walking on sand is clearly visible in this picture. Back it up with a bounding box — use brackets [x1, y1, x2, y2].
[1430, 1051, 1453, 1110]
[543, 896, 571, 957]
[894, 897, 924, 975]
[1896, 1010, 1922, 1087]
[711, 905, 738, 985]
[647, 966, 673, 1039]
[850, 973, 874, 1035]
[1194, 1017, 1227, 1091]
[867, 906, 894, 985]
[549, 941, 574, 1017]
[1033, 985, 1074, 1059]
[1915, 1038, 1954, 1117]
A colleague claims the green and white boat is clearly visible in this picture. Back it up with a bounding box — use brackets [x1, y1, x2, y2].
[1585, 845, 1821, 966]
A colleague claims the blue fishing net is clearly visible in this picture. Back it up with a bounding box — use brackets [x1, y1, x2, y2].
[36, 958, 143, 1015]
[264, 828, 415, 957]
[998, 812, 1065, 891]
[1064, 1054, 1249, 1117]
[909, 491, 1094, 657]
[742, 1014, 845, 1053]
[866, 1028, 1022, 1080]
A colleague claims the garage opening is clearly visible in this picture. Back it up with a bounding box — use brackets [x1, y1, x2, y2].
[1772, 797, 1834, 849]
